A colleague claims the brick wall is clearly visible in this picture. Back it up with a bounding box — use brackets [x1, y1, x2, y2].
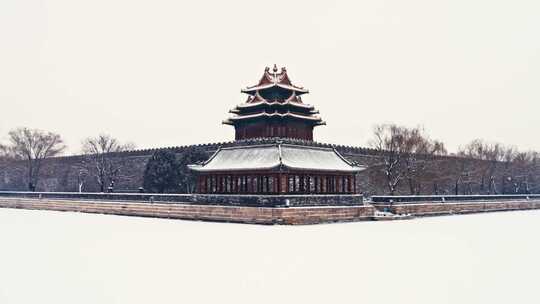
[1, 138, 539, 195]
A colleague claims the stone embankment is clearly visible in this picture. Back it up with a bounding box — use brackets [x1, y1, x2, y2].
[372, 200, 540, 217]
[0, 197, 375, 225]
[371, 194, 540, 217]
[1, 192, 539, 225]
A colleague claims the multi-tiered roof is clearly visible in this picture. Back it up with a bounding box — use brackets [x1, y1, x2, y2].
[189, 66, 363, 195]
[224, 65, 325, 141]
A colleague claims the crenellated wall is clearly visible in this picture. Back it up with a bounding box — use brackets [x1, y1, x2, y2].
[1, 138, 539, 195]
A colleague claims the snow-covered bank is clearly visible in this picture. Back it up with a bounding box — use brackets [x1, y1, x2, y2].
[1, 209, 539, 304]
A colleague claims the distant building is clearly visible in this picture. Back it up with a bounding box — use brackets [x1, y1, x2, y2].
[190, 66, 364, 194]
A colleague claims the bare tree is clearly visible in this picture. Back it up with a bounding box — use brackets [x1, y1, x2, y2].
[0, 144, 10, 162]
[401, 129, 447, 195]
[499, 146, 518, 193]
[508, 151, 539, 194]
[461, 139, 513, 194]
[454, 149, 478, 195]
[76, 167, 89, 193]
[369, 124, 446, 195]
[4, 127, 66, 191]
[81, 134, 135, 192]
[370, 124, 407, 195]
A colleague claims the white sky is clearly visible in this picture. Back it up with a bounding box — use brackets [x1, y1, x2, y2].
[1, 0, 539, 154]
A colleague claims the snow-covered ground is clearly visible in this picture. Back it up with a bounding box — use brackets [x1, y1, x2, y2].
[0, 209, 538, 304]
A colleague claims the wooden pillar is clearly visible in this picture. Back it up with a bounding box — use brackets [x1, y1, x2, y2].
[240, 176, 244, 193]
[256, 175, 260, 193]
[324, 176, 329, 193]
[222, 175, 225, 193]
[253, 175, 256, 193]
[202, 176, 207, 194]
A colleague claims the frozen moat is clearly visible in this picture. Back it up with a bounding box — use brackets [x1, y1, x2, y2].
[0, 208, 538, 304]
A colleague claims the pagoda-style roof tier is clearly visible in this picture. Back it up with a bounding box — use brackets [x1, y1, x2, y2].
[225, 65, 324, 135]
[241, 65, 308, 96]
[223, 111, 325, 126]
[230, 93, 315, 113]
[229, 103, 319, 114]
[189, 143, 365, 173]
[231, 100, 314, 111]
[242, 83, 308, 96]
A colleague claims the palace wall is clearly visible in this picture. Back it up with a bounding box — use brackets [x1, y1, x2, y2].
[1, 138, 539, 195]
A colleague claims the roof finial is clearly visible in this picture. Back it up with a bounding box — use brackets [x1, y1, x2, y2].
[273, 64, 278, 73]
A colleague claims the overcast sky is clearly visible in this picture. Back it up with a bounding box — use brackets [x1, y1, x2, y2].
[1, 0, 539, 154]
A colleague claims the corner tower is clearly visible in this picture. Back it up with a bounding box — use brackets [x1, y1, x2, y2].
[223, 65, 325, 141]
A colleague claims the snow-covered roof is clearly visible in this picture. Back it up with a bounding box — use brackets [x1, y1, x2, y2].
[235, 100, 314, 110]
[225, 111, 323, 122]
[242, 83, 308, 95]
[189, 144, 365, 173]
[241, 65, 309, 95]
